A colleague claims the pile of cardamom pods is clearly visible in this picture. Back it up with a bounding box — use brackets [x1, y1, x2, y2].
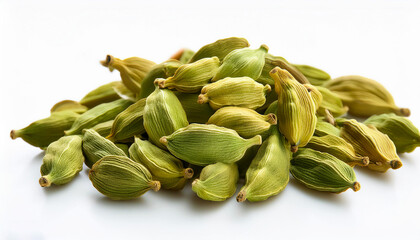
[11, 37, 420, 202]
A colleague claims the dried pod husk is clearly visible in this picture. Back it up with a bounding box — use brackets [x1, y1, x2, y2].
[207, 107, 277, 139]
[188, 37, 250, 63]
[39, 135, 84, 187]
[89, 155, 160, 200]
[100, 55, 156, 95]
[270, 67, 317, 152]
[192, 163, 238, 201]
[314, 118, 341, 137]
[292, 64, 331, 86]
[339, 119, 402, 172]
[79, 81, 123, 108]
[315, 86, 348, 117]
[65, 99, 133, 136]
[237, 127, 291, 202]
[304, 84, 323, 110]
[82, 129, 127, 168]
[212, 44, 269, 81]
[175, 92, 215, 124]
[90, 120, 114, 138]
[306, 135, 369, 167]
[156, 57, 220, 93]
[170, 48, 195, 64]
[129, 138, 194, 190]
[364, 113, 420, 153]
[257, 56, 309, 85]
[160, 124, 262, 166]
[291, 148, 360, 193]
[325, 75, 410, 118]
[11, 110, 80, 149]
[143, 85, 189, 149]
[107, 98, 146, 142]
[198, 77, 271, 110]
[138, 60, 182, 99]
[50, 100, 88, 114]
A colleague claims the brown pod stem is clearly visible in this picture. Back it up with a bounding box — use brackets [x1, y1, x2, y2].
[169, 49, 184, 60]
[399, 108, 411, 117]
[159, 137, 168, 146]
[390, 160, 403, 170]
[352, 182, 361, 192]
[154, 79, 166, 89]
[291, 145, 298, 153]
[100, 54, 114, 68]
[10, 130, 19, 140]
[197, 94, 209, 104]
[39, 176, 51, 187]
[183, 168, 194, 179]
[359, 157, 370, 167]
[267, 113, 277, 125]
[236, 191, 246, 202]
[149, 181, 161, 192]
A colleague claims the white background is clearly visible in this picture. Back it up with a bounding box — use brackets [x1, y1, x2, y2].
[1, 0, 420, 239]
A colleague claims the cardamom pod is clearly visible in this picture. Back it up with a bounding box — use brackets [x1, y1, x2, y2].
[65, 99, 133, 136]
[107, 98, 146, 142]
[304, 84, 323, 110]
[156, 57, 220, 93]
[292, 64, 331, 86]
[129, 138, 194, 190]
[188, 37, 250, 63]
[364, 113, 420, 153]
[138, 60, 182, 99]
[11, 110, 80, 149]
[115, 143, 131, 156]
[256, 89, 278, 113]
[143, 85, 189, 149]
[170, 48, 195, 64]
[237, 127, 291, 202]
[175, 92, 215, 124]
[325, 75, 410, 117]
[306, 135, 369, 167]
[39, 135, 84, 187]
[236, 145, 260, 178]
[291, 148, 361, 193]
[314, 118, 341, 137]
[192, 163, 238, 201]
[257, 56, 309, 85]
[89, 155, 160, 200]
[100, 55, 156, 94]
[79, 81, 123, 108]
[212, 44, 269, 81]
[90, 120, 114, 138]
[198, 77, 271, 110]
[82, 129, 127, 168]
[160, 124, 262, 166]
[315, 86, 348, 117]
[50, 100, 88, 114]
[339, 119, 402, 172]
[207, 107, 277, 139]
[270, 67, 317, 152]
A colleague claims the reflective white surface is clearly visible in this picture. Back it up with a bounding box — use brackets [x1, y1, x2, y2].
[1, 1, 420, 239]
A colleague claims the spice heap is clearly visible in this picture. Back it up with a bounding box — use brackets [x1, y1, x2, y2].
[11, 37, 420, 202]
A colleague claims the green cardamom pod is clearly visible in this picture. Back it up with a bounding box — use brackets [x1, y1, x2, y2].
[138, 60, 182, 99]
[188, 37, 250, 63]
[257, 56, 309, 85]
[314, 118, 341, 137]
[198, 77, 271, 110]
[169, 48, 196, 64]
[256, 89, 278, 113]
[160, 124, 262, 166]
[79, 81, 123, 108]
[156, 57, 220, 93]
[107, 98, 146, 142]
[236, 145, 260, 178]
[39, 135, 84, 187]
[129, 138, 194, 190]
[212, 45, 269, 81]
[292, 64, 331, 86]
[89, 155, 160, 200]
[11, 110, 80, 149]
[237, 127, 291, 202]
[325, 75, 410, 117]
[100, 55, 156, 95]
[50, 100, 88, 114]
[339, 119, 402, 172]
[143, 85, 189, 149]
[364, 113, 420, 153]
[90, 120, 114, 138]
[306, 135, 369, 167]
[270, 67, 317, 152]
[315, 86, 348, 117]
[175, 92, 215, 124]
[115, 143, 131, 156]
[291, 148, 361, 193]
[65, 99, 133, 136]
[82, 129, 127, 168]
[304, 84, 323, 110]
[207, 107, 277, 139]
[192, 162, 238, 201]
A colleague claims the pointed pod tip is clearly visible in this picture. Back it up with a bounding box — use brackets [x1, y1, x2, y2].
[39, 176, 51, 187]
[150, 181, 161, 192]
[352, 182, 361, 192]
[263, 84, 271, 94]
[399, 108, 411, 117]
[260, 44, 269, 52]
[191, 179, 199, 187]
[100, 54, 114, 68]
[197, 94, 209, 104]
[291, 145, 298, 153]
[236, 191, 246, 202]
[361, 157, 370, 166]
[159, 136, 169, 146]
[10, 130, 18, 140]
[154, 78, 166, 89]
[184, 168, 194, 179]
[267, 113, 277, 125]
[390, 160, 403, 170]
